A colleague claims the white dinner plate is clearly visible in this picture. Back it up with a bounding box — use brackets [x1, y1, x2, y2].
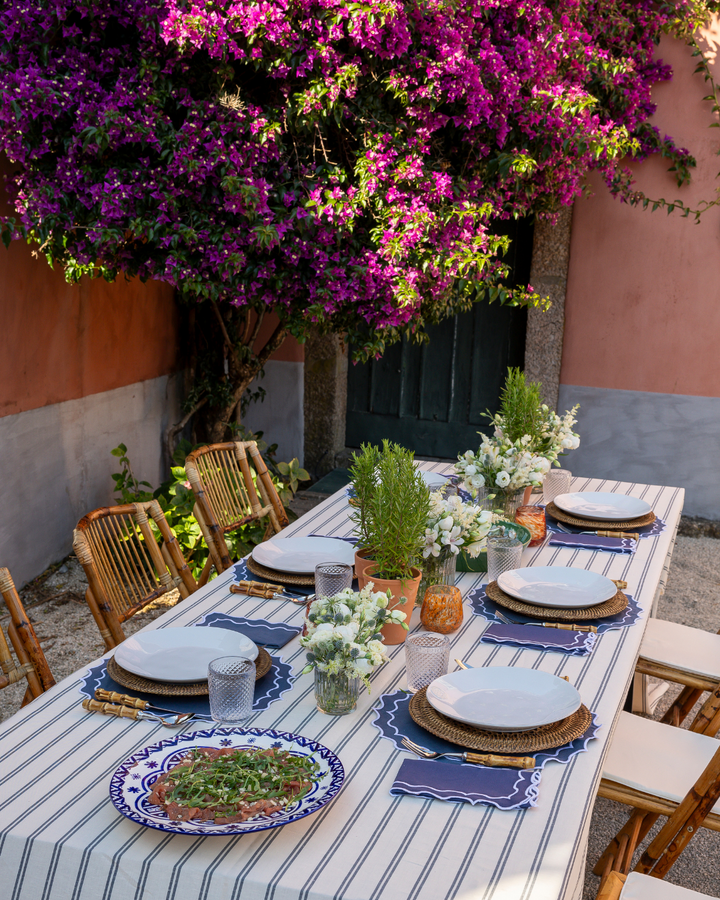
[426, 667, 582, 731]
[553, 491, 652, 521]
[497, 566, 617, 609]
[251, 536, 355, 574]
[115, 627, 258, 683]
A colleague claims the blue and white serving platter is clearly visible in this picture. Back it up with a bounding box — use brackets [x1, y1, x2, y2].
[110, 727, 345, 835]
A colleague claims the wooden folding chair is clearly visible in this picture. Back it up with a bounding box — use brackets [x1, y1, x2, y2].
[73, 500, 198, 650]
[635, 617, 720, 731]
[598, 871, 713, 900]
[593, 684, 720, 890]
[184, 441, 289, 584]
[0, 567, 56, 709]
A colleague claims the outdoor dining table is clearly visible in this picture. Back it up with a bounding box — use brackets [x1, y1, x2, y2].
[0, 469, 684, 900]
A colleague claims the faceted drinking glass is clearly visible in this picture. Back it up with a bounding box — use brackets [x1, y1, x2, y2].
[486, 533, 523, 583]
[543, 468, 572, 505]
[405, 632, 450, 693]
[315, 562, 353, 600]
[208, 656, 255, 725]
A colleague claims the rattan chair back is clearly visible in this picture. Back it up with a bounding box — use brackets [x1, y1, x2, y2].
[0, 567, 56, 709]
[185, 441, 289, 578]
[73, 500, 197, 649]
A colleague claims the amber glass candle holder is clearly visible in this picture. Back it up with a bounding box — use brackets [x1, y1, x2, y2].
[515, 505, 546, 547]
[420, 584, 464, 634]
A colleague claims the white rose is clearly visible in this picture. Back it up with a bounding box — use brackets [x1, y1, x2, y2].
[335, 625, 355, 642]
[495, 471, 511, 488]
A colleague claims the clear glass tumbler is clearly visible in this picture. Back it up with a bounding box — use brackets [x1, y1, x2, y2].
[405, 632, 450, 692]
[315, 562, 353, 600]
[208, 656, 255, 725]
[543, 468, 572, 505]
[486, 533, 523, 583]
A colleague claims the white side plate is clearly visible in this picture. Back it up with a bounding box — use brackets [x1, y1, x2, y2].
[427, 667, 582, 731]
[420, 470, 449, 489]
[553, 491, 652, 521]
[115, 627, 258, 683]
[497, 566, 617, 608]
[251, 536, 355, 574]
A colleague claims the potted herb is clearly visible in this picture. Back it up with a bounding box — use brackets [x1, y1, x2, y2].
[358, 441, 430, 644]
[348, 443, 381, 580]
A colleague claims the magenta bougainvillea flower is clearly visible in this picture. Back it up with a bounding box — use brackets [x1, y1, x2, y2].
[0, 1, 714, 355]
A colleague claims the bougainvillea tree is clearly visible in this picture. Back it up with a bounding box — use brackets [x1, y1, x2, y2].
[0, 0, 717, 441]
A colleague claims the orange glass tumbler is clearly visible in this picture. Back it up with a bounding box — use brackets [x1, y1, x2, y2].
[515, 505, 546, 547]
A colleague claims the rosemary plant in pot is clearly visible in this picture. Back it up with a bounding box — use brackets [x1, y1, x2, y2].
[359, 442, 430, 645]
[348, 443, 381, 581]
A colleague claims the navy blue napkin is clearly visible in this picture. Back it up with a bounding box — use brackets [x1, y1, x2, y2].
[390, 758, 541, 809]
[480, 621, 597, 656]
[547, 532, 636, 554]
[196, 612, 301, 648]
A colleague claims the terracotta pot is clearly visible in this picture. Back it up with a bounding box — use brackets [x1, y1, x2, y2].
[354, 548, 376, 586]
[364, 566, 421, 645]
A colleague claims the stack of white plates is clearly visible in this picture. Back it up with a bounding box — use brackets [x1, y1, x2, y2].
[426, 667, 582, 732]
[251, 537, 355, 575]
[552, 491, 652, 521]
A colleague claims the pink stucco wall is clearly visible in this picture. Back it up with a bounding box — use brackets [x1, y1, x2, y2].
[562, 27, 720, 399]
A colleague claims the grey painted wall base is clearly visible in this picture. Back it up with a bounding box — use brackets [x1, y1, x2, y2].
[0, 374, 182, 586]
[557, 383, 719, 519]
[243, 360, 304, 465]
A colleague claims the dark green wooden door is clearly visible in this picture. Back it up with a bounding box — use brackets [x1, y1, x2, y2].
[346, 220, 532, 459]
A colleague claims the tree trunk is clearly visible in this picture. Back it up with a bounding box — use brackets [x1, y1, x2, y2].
[170, 301, 289, 450]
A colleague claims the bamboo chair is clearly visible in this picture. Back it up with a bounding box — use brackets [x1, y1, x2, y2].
[0, 568, 56, 709]
[635, 617, 720, 730]
[598, 871, 713, 900]
[184, 441, 289, 585]
[592, 683, 720, 890]
[73, 500, 198, 650]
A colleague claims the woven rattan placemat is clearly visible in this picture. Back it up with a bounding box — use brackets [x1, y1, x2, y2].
[485, 580, 628, 622]
[409, 687, 592, 753]
[546, 501, 656, 532]
[246, 557, 315, 587]
[107, 646, 273, 696]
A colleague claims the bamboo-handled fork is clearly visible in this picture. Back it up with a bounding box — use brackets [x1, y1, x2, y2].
[552, 522, 640, 541]
[230, 581, 310, 604]
[401, 737, 536, 769]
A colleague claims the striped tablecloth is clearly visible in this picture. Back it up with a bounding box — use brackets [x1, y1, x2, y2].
[0, 472, 684, 900]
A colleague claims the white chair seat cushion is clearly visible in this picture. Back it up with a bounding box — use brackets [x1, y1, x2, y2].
[622, 871, 713, 899]
[603, 712, 720, 814]
[640, 618, 720, 681]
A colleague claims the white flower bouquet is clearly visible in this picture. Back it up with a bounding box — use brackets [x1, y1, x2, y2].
[300, 585, 407, 687]
[454, 433, 552, 499]
[486, 403, 580, 467]
[424, 491, 493, 560]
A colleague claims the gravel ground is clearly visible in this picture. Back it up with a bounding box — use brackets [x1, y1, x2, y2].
[2, 530, 719, 898]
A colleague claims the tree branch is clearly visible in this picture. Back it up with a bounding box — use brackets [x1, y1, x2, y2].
[211, 299, 242, 370]
[164, 395, 208, 467]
